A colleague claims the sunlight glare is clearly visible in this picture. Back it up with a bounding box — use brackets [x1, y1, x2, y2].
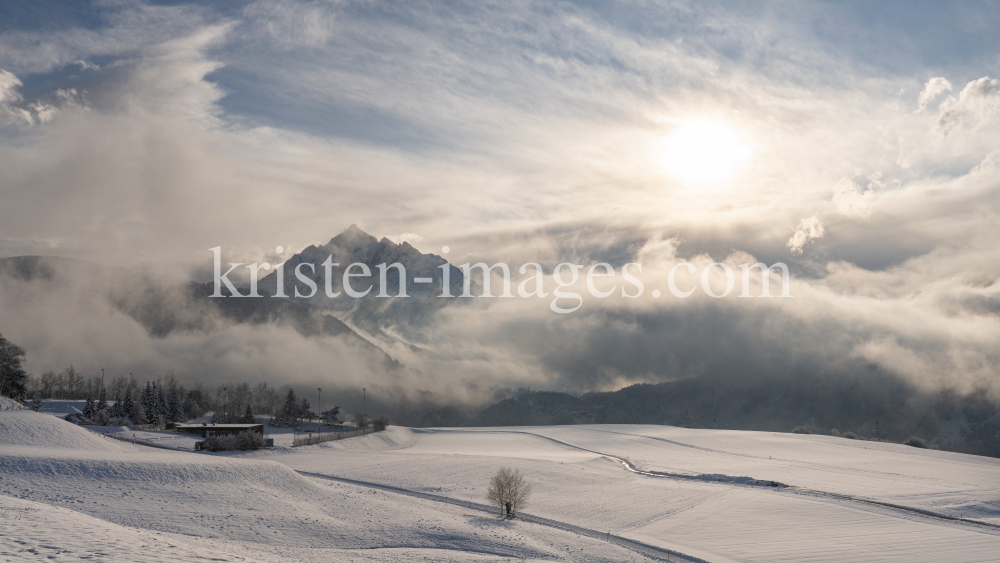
[660, 121, 750, 184]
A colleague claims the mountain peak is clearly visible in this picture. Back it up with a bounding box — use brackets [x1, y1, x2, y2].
[328, 224, 377, 246]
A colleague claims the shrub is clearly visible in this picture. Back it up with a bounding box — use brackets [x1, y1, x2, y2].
[903, 436, 928, 448]
[372, 415, 391, 432]
[842, 431, 858, 439]
[792, 426, 811, 434]
[204, 431, 266, 452]
[830, 428, 840, 437]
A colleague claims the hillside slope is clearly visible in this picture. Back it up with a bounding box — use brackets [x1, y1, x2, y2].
[469, 379, 1000, 458]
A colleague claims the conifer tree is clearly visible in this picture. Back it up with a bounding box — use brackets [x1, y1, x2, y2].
[143, 382, 160, 424]
[83, 390, 96, 420]
[243, 404, 255, 423]
[132, 400, 145, 426]
[167, 387, 182, 423]
[322, 406, 341, 424]
[274, 388, 298, 427]
[111, 386, 122, 419]
[0, 334, 28, 400]
[122, 385, 135, 422]
[299, 398, 313, 424]
[141, 382, 153, 417]
[155, 383, 167, 419]
[97, 387, 108, 413]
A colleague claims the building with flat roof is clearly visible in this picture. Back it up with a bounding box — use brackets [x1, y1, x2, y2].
[174, 423, 264, 438]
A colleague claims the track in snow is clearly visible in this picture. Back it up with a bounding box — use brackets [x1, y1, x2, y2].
[502, 429, 1000, 533]
[296, 470, 708, 563]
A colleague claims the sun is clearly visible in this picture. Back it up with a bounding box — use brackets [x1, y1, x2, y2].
[660, 120, 750, 184]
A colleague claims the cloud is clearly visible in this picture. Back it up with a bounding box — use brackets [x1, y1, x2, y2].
[75, 60, 100, 71]
[786, 216, 825, 254]
[937, 76, 1000, 132]
[385, 233, 425, 245]
[2, 1, 1000, 403]
[0, 69, 32, 126]
[239, 0, 341, 49]
[917, 77, 952, 110]
[0, 261, 433, 407]
[831, 171, 897, 219]
[832, 179, 875, 219]
[0, 70, 86, 126]
[0, 2, 212, 74]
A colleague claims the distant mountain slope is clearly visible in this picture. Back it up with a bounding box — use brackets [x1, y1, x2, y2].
[469, 376, 1000, 458]
[258, 225, 466, 341]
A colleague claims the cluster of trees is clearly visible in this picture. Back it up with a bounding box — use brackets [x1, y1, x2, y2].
[0, 334, 379, 432]
[25, 366, 101, 401]
[269, 388, 342, 428]
[69, 375, 189, 427]
[207, 382, 285, 424]
[350, 412, 391, 431]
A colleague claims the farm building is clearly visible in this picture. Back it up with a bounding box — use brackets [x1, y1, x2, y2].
[173, 423, 263, 438]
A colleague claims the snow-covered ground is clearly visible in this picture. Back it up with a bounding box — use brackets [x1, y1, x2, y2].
[2, 411, 998, 562]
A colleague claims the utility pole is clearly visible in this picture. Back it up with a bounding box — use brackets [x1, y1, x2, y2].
[223, 386, 228, 423]
[317, 387, 322, 432]
[101, 369, 104, 390]
[363, 388, 366, 419]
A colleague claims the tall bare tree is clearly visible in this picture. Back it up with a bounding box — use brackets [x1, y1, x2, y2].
[486, 467, 531, 517]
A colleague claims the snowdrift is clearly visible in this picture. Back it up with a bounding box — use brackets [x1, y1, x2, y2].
[0, 396, 23, 409]
[0, 410, 137, 452]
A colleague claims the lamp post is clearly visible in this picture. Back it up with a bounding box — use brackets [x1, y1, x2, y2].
[363, 388, 366, 420]
[317, 387, 322, 432]
[223, 386, 228, 423]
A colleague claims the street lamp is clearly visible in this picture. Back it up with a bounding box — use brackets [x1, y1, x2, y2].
[317, 387, 322, 433]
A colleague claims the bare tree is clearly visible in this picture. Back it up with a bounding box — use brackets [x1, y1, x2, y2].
[352, 411, 370, 430]
[485, 467, 531, 517]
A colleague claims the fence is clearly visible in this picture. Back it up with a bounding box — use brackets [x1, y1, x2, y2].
[293, 427, 375, 447]
[94, 430, 187, 451]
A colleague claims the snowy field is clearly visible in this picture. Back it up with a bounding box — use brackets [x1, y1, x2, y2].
[2, 409, 999, 562]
